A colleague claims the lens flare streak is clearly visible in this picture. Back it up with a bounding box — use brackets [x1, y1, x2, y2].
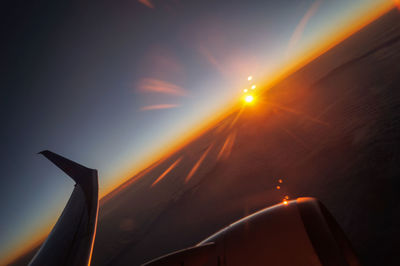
[229, 106, 245, 128]
[151, 156, 183, 187]
[265, 101, 330, 127]
[185, 144, 214, 183]
[281, 127, 311, 150]
[214, 122, 229, 134]
[217, 131, 237, 161]
[104, 157, 166, 202]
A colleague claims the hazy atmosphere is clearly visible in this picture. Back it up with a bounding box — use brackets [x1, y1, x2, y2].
[1, 0, 397, 264]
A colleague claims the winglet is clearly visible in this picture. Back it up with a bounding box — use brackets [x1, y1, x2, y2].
[38, 150, 98, 214]
[30, 151, 99, 266]
[39, 150, 96, 185]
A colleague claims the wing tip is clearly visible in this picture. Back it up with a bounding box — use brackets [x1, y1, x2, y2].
[38, 149, 97, 188]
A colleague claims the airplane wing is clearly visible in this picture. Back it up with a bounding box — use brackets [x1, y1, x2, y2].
[29, 150, 99, 266]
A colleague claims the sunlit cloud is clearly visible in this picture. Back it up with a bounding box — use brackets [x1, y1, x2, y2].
[139, 78, 186, 96]
[151, 156, 183, 187]
[140, 104, 180, 111]
[287, 0, 322, 54]
[138, 0, 154, 9]
[198, 45, 227, 75]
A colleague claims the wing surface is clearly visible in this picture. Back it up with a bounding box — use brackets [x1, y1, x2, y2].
[29, 150, 99, 266]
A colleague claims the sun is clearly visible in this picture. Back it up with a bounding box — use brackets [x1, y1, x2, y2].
[244, 95, 254, 103]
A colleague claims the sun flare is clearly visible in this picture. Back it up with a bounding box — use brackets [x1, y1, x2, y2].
[244, 95, 254, 103]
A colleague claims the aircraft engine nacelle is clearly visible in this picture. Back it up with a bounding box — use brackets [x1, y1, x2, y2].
[143, 197, 360, 266]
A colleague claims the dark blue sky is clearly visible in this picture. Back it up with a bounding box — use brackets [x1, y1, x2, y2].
[0, 0, 391, 262]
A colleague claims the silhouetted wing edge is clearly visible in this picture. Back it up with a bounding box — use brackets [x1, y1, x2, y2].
[29, 151, 98, 266]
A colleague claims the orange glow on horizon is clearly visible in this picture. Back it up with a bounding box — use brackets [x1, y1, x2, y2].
[395, 0, 400, 10]
[95, 3, 397, 247]
[277, 1, 396, 91]
[101, 98, 232, 199]
[102, 0, 395, 196]
[1, 217, 55, 266]
[103, 0, 395, 203]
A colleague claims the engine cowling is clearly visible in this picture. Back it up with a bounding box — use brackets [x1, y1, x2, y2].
[143, 197, 360, 266]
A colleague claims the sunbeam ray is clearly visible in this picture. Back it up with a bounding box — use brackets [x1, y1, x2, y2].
[261, 100, 330, 127]
[151, 156, 183, 187]
[281, 127, 310, 150]
[217, 130, 237, 161]
[185, 144, 214, 183]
